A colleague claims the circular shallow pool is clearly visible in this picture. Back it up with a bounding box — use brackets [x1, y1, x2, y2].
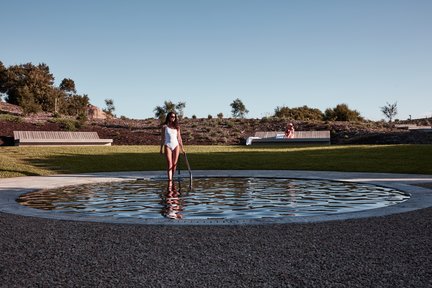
[17, 177, 409, 220]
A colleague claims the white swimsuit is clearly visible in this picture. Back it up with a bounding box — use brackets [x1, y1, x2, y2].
[164, 126, 179, 150]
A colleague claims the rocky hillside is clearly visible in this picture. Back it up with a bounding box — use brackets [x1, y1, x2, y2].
[1, 102, 431, 146]
[2, 115, 432, 146]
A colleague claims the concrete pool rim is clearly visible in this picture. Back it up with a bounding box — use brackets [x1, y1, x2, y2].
[0, 170, 431, 225]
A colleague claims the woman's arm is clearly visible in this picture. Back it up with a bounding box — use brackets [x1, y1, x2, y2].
[160, 126, 165, 154]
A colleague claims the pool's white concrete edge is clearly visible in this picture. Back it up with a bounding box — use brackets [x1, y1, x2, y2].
[1, 170, 432, 225]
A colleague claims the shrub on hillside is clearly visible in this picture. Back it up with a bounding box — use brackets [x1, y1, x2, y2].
[49, 118, 81, 131]
[0, 114, 23, 123]
[274, 105, 324, 121]
[324, 104, 364, 122]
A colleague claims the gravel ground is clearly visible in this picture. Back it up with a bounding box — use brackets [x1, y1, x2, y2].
[1, 209, 431, 288]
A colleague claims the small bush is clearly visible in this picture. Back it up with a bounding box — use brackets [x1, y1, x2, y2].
[76, 113, 88, 126]
[225, 121, 234, 128]
[220, 136, 228, 144]
[185, 132, 194, 142]
[49, 118, 80, 131]
[0, 114, 23, 123]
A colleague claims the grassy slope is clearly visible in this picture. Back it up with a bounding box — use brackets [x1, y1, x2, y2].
[1, 144, 431, 178]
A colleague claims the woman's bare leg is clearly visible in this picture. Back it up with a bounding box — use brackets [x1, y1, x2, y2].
[165, 146, 180, 181]
[171, 146, 180, 177]
[164, 146, 174, 181]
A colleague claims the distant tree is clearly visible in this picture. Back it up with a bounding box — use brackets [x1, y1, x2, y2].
[52, 87, 66, 114]
[217, 112, 224, 119]
[62, 94, 90, 116]
[0, 62, 57, 113]
[16, 86, 40, 114]
[103, 98, 116, 118]
[0, 61, 7, 99]
[59, 78, 77, 95]
[230, 98, 249, 118]
[153, 100, 186, 120]
[324, 103, 363, 122]
[176, 101, 186, 118]
[274, 105, 324, 120]
[54, 78, 77, 113]
[154, 106, 166, 121]
[380, 102, 398, 122]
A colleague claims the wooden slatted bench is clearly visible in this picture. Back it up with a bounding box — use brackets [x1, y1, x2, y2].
[246, 131, 331, 145]
[13, 131, 113, 146]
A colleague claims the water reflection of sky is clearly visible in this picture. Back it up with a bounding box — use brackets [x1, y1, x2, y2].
[17, 178, 409, 220]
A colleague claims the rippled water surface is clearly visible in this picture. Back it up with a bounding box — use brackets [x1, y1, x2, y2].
[18, 178, 409, 220]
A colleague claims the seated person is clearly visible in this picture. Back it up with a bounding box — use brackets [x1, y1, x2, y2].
[285, 123, 295, 138]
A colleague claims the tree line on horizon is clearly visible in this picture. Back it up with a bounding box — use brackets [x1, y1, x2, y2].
[1, 60, 397, 122]
[153, 99, 365, 122]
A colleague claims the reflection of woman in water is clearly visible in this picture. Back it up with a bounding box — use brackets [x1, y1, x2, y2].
[160, 112, 185, 183]
[161, 183, 184, 219]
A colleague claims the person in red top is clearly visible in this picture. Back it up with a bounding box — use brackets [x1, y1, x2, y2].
[285, 123, 295, 138]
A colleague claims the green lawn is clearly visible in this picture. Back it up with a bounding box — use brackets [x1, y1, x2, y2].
[1, 144, 431, 178]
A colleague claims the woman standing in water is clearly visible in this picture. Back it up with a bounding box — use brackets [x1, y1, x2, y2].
[160, 112, 185, 183]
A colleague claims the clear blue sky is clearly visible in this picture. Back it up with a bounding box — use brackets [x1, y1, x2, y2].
[1, 0, 431, 120]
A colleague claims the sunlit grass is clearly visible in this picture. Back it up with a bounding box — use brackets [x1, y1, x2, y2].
[1, 144, 431, 178]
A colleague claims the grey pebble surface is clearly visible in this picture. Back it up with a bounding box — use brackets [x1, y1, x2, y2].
[1, 208, 431, 288]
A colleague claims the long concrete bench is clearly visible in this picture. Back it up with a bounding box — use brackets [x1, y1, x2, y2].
[246, 131, 331, 145]
[395, 124, 432, 131]
[13, 131, 113, 146]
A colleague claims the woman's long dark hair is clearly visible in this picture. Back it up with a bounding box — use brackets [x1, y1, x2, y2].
[164, 111, 179, 129]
